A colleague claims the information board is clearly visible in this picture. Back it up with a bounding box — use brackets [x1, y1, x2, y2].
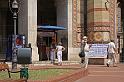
[88, 44, 108, 58]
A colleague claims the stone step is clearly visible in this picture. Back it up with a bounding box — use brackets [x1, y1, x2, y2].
[33, 60, 80, 64]
[6, 61, 80, 68]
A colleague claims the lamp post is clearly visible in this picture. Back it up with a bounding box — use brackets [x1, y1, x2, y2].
[9, 0, 19, 71]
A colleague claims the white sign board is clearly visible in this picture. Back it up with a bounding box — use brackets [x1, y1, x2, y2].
[88, 44, 108, 58]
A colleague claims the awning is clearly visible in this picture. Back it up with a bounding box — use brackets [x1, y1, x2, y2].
[37, 25, 66, 30]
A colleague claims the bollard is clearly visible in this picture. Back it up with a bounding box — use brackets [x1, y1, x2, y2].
[20, 67, 29, 79]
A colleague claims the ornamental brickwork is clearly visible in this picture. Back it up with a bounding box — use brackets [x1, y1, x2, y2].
[87, 0, 117, 43]
[72, 0, 77, 47]
[72, 0, 117, 46]
[72, 0, 83, 48]
[109, 0, 117, 40]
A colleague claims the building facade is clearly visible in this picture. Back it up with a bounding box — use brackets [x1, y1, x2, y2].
[0, 0, 124, 63]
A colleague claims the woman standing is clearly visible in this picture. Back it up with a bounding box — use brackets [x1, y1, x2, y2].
[56, 42, 65, 66]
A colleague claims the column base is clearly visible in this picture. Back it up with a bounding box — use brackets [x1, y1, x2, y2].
[31, 46, 39, 62]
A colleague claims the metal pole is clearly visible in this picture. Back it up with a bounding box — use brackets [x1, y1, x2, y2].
[14, 13, 17, 38]
[12, 12, 17, 71]
[9, 0, 19, 71]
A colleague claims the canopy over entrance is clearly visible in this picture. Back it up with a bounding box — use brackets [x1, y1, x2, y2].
[37, 25, 66, 30]
[37, 25, 66, 61]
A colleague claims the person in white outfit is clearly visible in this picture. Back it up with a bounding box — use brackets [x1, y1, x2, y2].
[106, 40, 117, 67]
[56, 42, 65, 66]
[81, 36, 91, 69]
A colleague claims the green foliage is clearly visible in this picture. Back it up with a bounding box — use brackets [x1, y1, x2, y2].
[0, 69, 74, 80]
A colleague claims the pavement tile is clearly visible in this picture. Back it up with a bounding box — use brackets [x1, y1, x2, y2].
[75, 63, 124, 82]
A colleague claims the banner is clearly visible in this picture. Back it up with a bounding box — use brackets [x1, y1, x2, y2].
[88, 44, 108, 58]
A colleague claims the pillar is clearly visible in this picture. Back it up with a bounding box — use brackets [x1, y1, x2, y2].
[18, 0, 39, 61]
[87, 0, 110, 43]
[87, 0, 117, 64]
[68, 0, 84, 61]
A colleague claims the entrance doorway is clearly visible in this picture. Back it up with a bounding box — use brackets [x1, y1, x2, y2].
[37, 0, 68, 61]
[37, 0, 56, 61]
[37, 31, 56, 61]
[40, 37, 52, 60]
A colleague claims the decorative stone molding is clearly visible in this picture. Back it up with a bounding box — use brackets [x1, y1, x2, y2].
[109, 0, 116, 40]
[72, 0, 83, 48]
[87, 8, 107, 13]
[72, 0, 77, 47]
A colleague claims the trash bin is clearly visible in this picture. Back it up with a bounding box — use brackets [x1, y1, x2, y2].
[17, 48, 32, 64]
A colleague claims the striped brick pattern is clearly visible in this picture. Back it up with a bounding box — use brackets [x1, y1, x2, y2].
[87, 0, 116, 43]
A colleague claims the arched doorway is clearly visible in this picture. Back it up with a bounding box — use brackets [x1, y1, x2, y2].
[37, 0, 68, 61]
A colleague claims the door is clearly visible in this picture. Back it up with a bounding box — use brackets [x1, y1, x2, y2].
[39, 37, 52, 61]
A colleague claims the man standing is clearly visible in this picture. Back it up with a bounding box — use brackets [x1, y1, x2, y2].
[81, 36, 91, 69]
[106, 40, 117, 67]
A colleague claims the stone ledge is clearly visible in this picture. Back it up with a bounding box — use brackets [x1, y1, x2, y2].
[52, 68, 88, 82]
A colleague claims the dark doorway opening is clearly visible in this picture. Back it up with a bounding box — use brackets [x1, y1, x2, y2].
[0, 0, 15, 61]
[37, 0, 57, 61]
[37, 0, 56, 26]
[117, 0, 124, 62]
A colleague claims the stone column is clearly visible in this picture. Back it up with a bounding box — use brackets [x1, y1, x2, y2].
[18, 0, 39, 61]
[87, 0, 110, 43]
[68, 0, 74, 60]
[87, 0, 118, 64]
[68, 0, 84, 61]
[87, 0, 118, 43]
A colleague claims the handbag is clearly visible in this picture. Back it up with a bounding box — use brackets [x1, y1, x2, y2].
[79, 43, 86, 58]
[79, 50, 85, 58]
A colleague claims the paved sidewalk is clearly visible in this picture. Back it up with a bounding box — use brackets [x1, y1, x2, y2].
[75, 63, 124, 82]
